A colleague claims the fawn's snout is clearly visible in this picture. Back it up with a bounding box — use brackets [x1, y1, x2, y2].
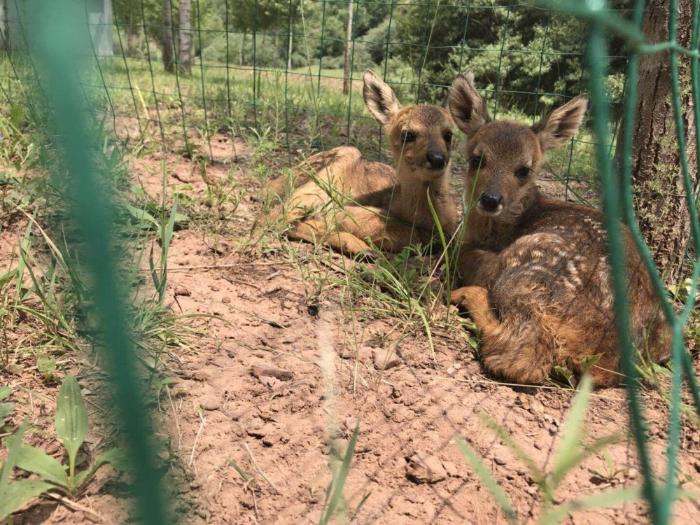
[478, 191, 503, 214]
[426, 150, 447, 170]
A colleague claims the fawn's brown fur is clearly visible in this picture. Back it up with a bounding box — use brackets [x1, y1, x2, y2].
[266, 70, 459, 256]
[448, 73, 670, 386]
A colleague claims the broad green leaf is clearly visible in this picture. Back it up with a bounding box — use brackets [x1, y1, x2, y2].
[540, 487, 641, 525]
[0, 479, 54, 521]
[15, 444, 69, 488]
[0, 386, 11, 401]
[37, 356, 57, 377]
[75, 448, 124, 489]
[320, 422, 360, 525]
[0, 403, 14, 427]
[455, 436, 518, 524]
[550, 375, 593, 490]
[1, 423, 27, 487]
[55, 376, 88, 478]
[124, 202, 160, 230]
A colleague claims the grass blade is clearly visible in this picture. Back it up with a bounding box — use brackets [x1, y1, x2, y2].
[455, 436, 518, 524]
[320, 422, 360, 525]
[540, 487, 641, 525]
[549, 375, 593, 490]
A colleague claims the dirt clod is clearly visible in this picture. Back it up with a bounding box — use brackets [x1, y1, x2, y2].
[372, 347, 401, 370]
[406, 452, 447, 484]
[250, 364, 294, 381]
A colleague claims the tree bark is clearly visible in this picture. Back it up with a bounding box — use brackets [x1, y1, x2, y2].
[161, 0, 175, 73]
[287, 21, 293, 71]
[621, 0, 697, 284]
[342, 0, 354, 94]
[178, 0, 193, 75]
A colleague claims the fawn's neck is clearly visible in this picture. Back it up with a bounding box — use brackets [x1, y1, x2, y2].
[390, 173, 457, 232]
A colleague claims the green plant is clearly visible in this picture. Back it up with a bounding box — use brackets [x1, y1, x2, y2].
[0, 386, 14, 430]
[0, 376, 122, 520]
[319, 422, 367, 525]
[456, 376, 639, 524]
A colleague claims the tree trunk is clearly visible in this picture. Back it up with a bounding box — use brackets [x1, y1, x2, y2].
[287, 23, 293, 71]
[161, 0, 175, 73]
[178, 0, 193, 75]
[342, 0, 354, 94]
[621, 0, 697, 284]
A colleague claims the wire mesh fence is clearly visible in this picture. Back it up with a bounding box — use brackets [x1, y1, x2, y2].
[1, 0, 700, 523]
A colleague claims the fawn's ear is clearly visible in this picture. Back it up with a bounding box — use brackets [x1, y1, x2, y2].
[533, 95, 588, 152]
[363, 70, 401, 125]
[448, 72, 490, 136]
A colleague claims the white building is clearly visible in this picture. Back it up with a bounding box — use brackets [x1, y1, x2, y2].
[0, 0, 113, 56]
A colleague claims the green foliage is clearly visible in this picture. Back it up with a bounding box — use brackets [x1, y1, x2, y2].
[456, 376, 636, 523]
[0, 387, 14, 430]
[0, 425, 54, 522]
[0, 376, 122, 520]
[395, 0, 624, 111]
[320, 422, 361, 525]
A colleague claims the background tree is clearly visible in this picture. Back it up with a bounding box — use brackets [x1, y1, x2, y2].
[342, 0, 353, 94]
[179, 0, 193, 74]
[619, 0, 697, 283]
[162, 0, 175, 72]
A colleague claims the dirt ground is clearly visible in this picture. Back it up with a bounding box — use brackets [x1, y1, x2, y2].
[3, 135, 700, 524]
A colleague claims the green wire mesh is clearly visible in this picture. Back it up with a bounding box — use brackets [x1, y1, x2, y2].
[1, 0, 699, 523]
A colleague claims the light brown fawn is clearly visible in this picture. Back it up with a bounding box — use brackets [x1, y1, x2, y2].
[267, 70, 459, 256]
[447, 72, 670, 386]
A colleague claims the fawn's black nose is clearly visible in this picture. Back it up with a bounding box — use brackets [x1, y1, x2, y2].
[479, 192, 503, 212]
[426, 151, 447, 169]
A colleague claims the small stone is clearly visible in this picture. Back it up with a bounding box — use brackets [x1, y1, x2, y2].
[174, 286, 191, 297]
[406, 452, 447, 484]
[693, 460, 700, 474]
[250, 364, 293, 381]
[344, 416, 360, 432]
[199, 394, 220, 411]
[372, 347, 401, 370]
[222, 297, 231, 304]
[493, 456, 507, 466]
[442, 460, 462, 478]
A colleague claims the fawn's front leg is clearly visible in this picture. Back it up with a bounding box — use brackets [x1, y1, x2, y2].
[457, 247, 501, 287]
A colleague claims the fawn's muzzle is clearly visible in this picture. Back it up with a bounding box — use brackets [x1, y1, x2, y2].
[426, 151, 447, 170]
[479, 192, 503, 213]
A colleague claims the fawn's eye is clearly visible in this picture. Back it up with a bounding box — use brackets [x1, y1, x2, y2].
[470, 155, 484, 170]
[443, 131, 453, 144]
[401, 131, 416, 143]
[515, 166, 530, 179]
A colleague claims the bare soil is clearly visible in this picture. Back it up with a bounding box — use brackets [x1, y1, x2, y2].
[3, 139, 700, 524]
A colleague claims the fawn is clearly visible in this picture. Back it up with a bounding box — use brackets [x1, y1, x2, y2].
[447, 72, 670, 386]
[266, 70, 459, 257]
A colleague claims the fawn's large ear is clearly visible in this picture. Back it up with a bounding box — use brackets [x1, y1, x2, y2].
[448, 72, 490, 136]
[533, 95, 588, 152]
[363, 70, 401, 125]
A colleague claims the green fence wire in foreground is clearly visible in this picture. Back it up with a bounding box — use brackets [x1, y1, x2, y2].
[5, 0, 700, 523]
[572, 0, 700, 522]
[26, 3, 168, 523]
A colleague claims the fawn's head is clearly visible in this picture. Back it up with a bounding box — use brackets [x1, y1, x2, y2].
[363, 70, 455, 184]
[448, 73, 588, 219]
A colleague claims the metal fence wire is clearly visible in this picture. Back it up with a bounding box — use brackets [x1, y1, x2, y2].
[1, 0, 700, 523]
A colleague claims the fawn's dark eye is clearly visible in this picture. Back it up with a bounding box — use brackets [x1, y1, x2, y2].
[515, 166, 530, 179]
[401, 131, 416, 143]
[470, 155, 484, 170]
[443, 131, 453, 144]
